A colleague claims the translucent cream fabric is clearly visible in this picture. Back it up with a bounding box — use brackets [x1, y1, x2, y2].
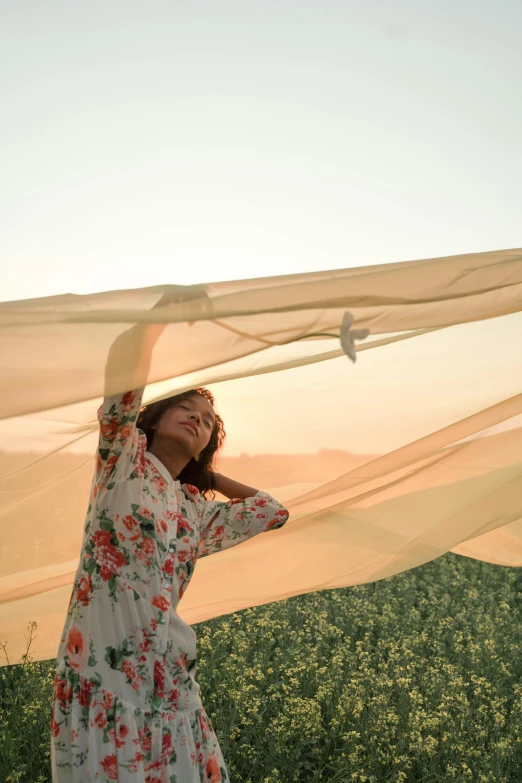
[1, 248, 521, 664]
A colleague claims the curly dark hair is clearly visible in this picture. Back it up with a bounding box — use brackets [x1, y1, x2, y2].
[136, 388, 225, 499]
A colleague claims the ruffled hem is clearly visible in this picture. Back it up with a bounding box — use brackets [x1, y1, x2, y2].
[50, 684, 229, 783]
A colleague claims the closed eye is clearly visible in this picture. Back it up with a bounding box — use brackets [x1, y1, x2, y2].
[180, 404, 213, 429]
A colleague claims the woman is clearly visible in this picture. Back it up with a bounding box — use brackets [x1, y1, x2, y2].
[50, 298, 290, 782]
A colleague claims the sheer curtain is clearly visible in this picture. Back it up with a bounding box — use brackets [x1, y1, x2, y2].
[1, 248, 521, 663]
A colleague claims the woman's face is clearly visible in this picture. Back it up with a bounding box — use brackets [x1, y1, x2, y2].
[153, 395, 216, 459]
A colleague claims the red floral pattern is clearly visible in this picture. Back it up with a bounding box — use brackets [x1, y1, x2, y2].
[50, 385, 289, 781]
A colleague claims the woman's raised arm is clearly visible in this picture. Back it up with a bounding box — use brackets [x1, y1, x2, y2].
[96, 287, 208, 488]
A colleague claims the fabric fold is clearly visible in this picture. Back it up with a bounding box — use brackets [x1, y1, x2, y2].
[1, 247, 521, 664]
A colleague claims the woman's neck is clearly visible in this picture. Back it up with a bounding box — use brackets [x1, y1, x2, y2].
[148, 442, 191, 481]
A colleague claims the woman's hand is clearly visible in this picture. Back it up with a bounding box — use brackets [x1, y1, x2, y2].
[103, 287, 210, 396]
[153, 285, 209, 310]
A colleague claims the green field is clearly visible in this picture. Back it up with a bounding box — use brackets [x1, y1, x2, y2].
[2, 552, 522, 783]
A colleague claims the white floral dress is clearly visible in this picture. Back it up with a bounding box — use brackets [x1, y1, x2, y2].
[50, 387, 289, 783]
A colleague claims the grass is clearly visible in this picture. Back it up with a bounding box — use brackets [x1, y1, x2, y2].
[2, 552, 522, 782]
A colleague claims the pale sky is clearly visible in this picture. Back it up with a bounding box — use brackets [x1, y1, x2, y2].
[1, 0, 521, 303]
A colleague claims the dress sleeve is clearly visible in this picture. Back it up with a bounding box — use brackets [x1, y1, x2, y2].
[95, 387, 146, 489]
[187, 486, 290, 559]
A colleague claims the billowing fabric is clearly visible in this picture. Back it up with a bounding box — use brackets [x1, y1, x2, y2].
[0, 247, 522, 665]
[50, 385, 289, 781]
